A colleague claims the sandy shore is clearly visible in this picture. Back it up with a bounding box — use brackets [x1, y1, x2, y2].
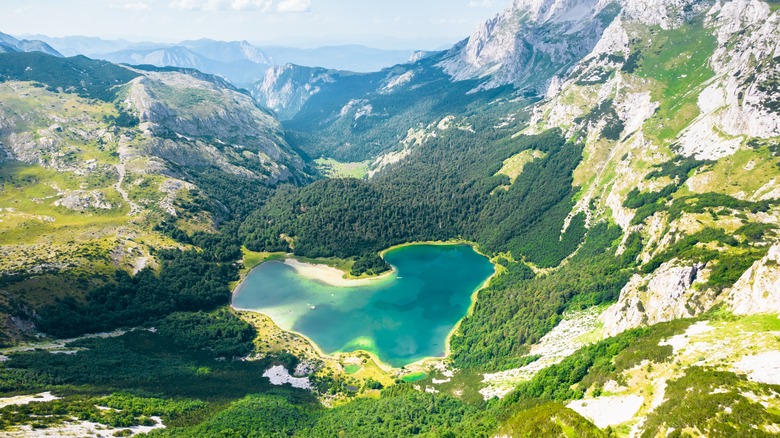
[282, 258, 394, 287]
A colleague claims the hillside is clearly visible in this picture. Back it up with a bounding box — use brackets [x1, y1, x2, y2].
[0, 0, 779, 436]
[253, 57, 518, 161]
[0, 52, 309, 343]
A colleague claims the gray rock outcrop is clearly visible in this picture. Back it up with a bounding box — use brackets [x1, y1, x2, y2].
[728, 244, 780, 315]
[601, 262, 711, 336]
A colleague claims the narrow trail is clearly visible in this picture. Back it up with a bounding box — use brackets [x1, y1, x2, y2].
[115, 163, 141, 216]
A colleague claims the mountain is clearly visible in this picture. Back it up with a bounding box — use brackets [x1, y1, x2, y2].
[0, 51, 309, 342]
[250, 51, 439, 120]
[179, 39, 272, 65]
[522, 0, 780, 332]
[250, 64, 342, 121]
[439, 0, 621, 93]
[0, 32, 61, 57]
[24, 34, 419, 85]
[251, 54, 516, 161]
[257, 0, 779, 159]
[61, 41, 416, 86]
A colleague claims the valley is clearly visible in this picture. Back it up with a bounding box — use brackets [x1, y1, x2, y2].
[0, 0, 779, 436]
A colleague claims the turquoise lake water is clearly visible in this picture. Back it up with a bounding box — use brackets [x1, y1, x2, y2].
[232, 244, 494, 367]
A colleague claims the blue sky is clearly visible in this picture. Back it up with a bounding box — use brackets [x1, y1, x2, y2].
[3, 0, 512, 49]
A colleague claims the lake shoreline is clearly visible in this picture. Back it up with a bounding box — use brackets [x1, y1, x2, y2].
[231, 240, 496, 370]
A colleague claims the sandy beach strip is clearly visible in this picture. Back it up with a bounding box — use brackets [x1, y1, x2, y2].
[282, 258, 393, 287]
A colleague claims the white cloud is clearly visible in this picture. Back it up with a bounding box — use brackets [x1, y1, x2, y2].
[276, 0, 311, 13]
[467, 0, 494, 7]
[169, 0, 272, 11]
[110, 2, 152, 11]
[231, 0, 273, 10]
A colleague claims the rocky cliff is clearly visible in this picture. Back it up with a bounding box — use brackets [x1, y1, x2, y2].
[250, 64, 337, 120]
[728, 243, 780, 315]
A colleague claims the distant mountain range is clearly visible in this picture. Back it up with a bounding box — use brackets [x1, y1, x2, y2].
[20, 34, 418, 87]
[0, 32, 61, 57]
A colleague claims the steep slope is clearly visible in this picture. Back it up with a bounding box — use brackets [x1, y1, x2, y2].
[506, 0, 780, 334]
[250, 64, 339, 120]
[124, 67, 304, 182]
[253, 56, 519, 162]
[438, 0, 621, 93]
[0, 52, 308, 343]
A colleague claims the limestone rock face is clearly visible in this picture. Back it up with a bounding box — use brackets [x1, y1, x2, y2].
[53, 191, 113, 212]
[728, 244, 780, 315]
[677, 0, 780, 160]
[249, 64, 335, 120]
[435, 0, 741, 92]
[601, 262, 713, 337]
[438, 0, 617, 92]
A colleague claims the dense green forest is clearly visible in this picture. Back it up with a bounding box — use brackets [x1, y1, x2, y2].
[242, 128, 584, 269]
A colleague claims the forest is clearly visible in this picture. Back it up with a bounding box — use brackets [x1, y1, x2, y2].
[242, 127, 585, 269]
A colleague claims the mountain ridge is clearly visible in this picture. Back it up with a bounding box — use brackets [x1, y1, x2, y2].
[0, 32, 61, 57]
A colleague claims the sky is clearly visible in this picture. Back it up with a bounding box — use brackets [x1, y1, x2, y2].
[2, 0, 513, 50]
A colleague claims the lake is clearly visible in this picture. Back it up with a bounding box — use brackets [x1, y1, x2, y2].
[232, 244, 495, 367]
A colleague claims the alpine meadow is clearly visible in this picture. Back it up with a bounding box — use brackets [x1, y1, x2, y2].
[0, 0, 779, 436]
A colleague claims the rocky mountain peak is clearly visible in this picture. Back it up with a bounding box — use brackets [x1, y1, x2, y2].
[250, 64, 336, 120]
[439, 0, 617, 91]
[237, 40, 271, 65]
[439, 0, 731, 91]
